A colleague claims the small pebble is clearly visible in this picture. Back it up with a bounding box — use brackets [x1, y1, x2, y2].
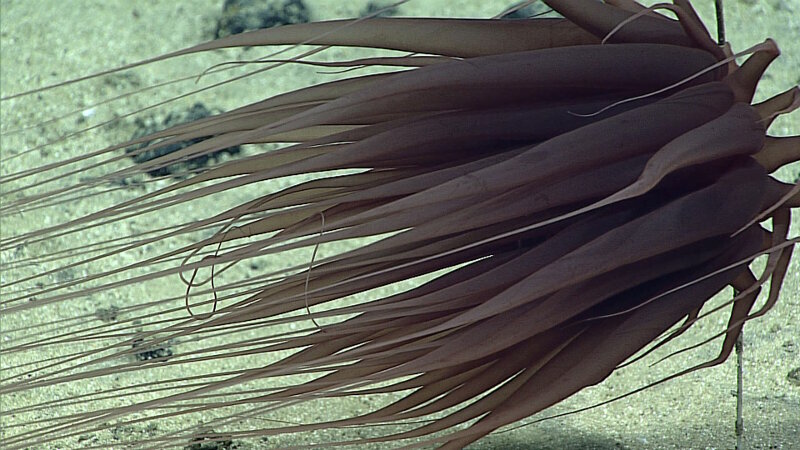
[787, 367, 800, 386]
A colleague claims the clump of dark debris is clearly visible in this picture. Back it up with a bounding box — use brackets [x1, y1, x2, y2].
[94, 305, 120, 322]
[185, 428, 236, 450]
[215, 0, 310, 39]
[361, 1, 401, 17]
[132, 336, 174, 361]
[126, 102, 241, 179]
[502, 1, 559, 19]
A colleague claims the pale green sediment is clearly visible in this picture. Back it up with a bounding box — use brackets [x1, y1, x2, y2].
[0, 1, 797, 449]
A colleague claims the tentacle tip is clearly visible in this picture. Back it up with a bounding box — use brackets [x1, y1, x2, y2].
[763, 38, 780, 56]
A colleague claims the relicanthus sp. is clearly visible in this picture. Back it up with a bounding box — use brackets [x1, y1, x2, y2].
[0, 1, 798, 449]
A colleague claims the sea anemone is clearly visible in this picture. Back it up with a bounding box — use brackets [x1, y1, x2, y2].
[1, 1, 798, 449]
